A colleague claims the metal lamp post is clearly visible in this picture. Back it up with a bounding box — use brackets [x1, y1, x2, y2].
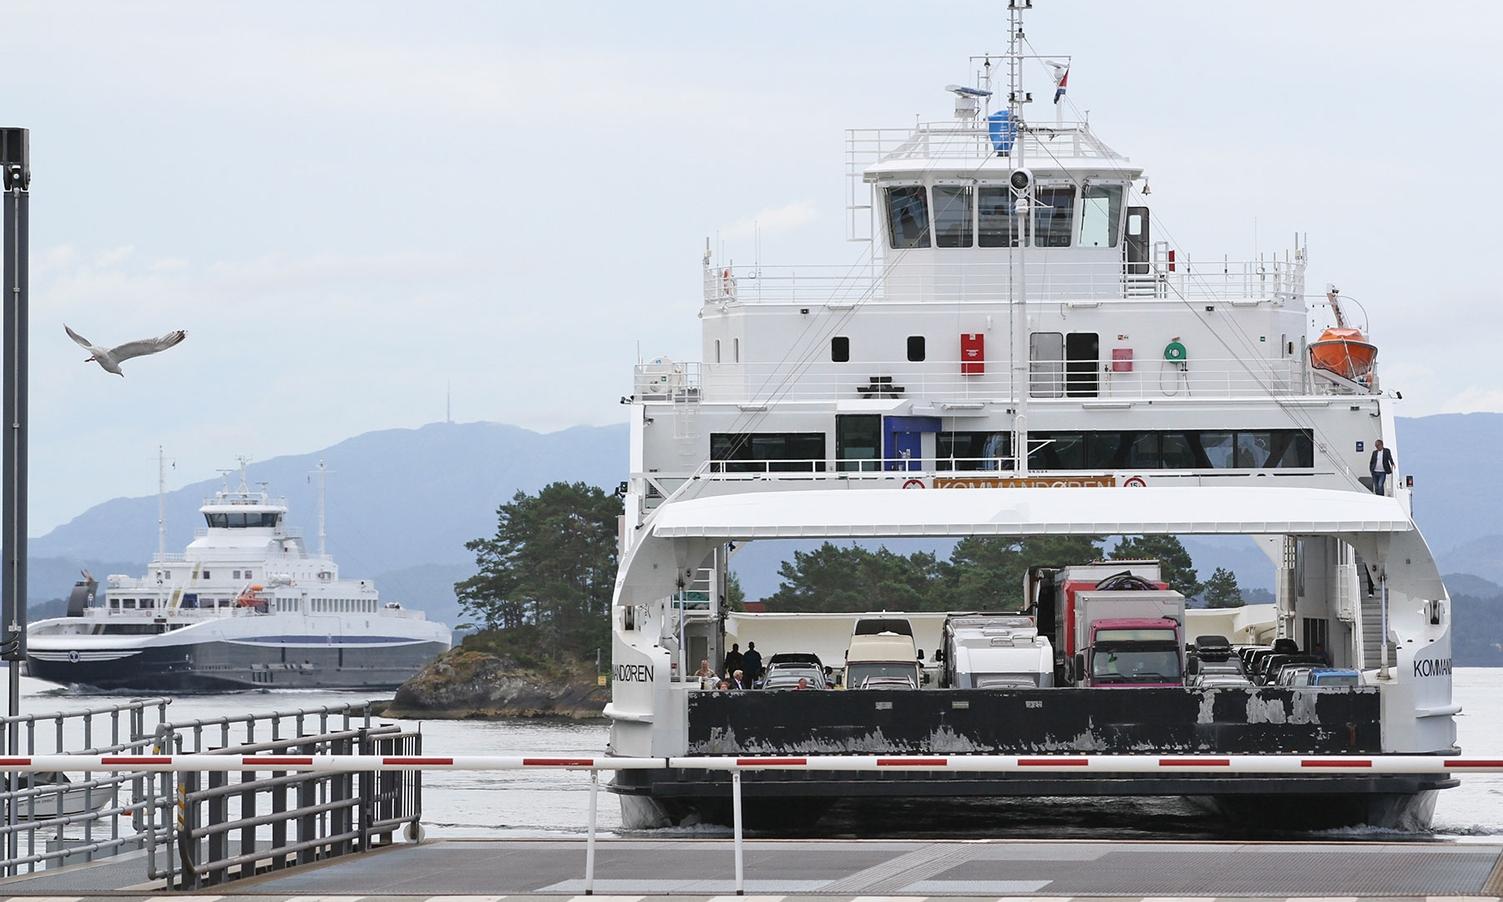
[0, 126, 28, 872]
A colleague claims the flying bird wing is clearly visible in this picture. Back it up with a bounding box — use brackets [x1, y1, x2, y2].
[109, 330, 187, 362]
[64, 324, 95, 350]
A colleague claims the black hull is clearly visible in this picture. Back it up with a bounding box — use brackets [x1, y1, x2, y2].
[26, 638, 448, 692]
[614, 768, 1453, 833]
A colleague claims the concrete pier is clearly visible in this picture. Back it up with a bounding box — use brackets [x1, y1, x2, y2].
[2, 837, 1502, 900]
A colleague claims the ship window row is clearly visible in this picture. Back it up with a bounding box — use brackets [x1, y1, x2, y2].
[826, 335, 931, 362]
[204, 512, 281, 528]
[886, 183, 1123, 250]
[309, 598, 376, 613]
[709, 428, 1313, 472]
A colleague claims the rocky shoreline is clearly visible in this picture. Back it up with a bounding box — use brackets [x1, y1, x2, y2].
[380, 647, 608, 720]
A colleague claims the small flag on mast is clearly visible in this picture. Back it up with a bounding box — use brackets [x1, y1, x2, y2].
[1053, 65, 1070, 104]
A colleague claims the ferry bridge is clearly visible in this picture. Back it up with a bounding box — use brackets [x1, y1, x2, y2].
[2, 751, 1503, 900]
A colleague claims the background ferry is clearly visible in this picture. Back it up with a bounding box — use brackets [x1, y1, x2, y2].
[25, 461, 451, 691]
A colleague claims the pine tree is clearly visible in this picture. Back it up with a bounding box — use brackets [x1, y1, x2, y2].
[1111, 534, 1200, 597]
[1202, 566, 1243, 608]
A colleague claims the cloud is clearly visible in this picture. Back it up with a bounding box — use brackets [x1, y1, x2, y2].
[720, 201, 818, 240]
[94, 245, 135, 267]
[1438, 387, 1503, 416]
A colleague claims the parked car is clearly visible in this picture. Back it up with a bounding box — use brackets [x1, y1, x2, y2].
[1308, 668, 1363, 687]
[760, 663, 827, 689]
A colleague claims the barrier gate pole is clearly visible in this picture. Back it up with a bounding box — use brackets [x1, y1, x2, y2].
[585, 769, 599, 895]
[732, 770, 744, 896]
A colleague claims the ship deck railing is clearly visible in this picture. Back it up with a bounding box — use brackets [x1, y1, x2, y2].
[846, 119, 1126, 166]
[636, 464, 1362, 514]
[635, 356, 1370, 404]
[703, 258, 1305, 306]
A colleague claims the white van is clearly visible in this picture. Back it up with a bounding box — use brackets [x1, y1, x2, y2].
[845, 618, 923, 689]
[939, 614, 1054, 689]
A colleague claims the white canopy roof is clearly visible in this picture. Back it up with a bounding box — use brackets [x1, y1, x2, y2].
[650, 486, 1413, 539]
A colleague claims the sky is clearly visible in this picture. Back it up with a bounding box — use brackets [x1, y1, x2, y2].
[4, 0, 1502, 532]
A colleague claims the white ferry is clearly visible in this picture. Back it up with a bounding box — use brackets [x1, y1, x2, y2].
[606, 5, 1454, 831]
[26, 461, 451, 691]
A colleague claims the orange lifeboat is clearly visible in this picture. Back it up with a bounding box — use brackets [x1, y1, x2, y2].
[1309, 327, 1377, 380]
[1309, 287, 1377, 381]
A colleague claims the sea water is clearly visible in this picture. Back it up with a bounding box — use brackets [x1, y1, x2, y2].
[5, 666, 1500, 840]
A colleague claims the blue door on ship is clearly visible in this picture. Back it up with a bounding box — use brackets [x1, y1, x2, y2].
[884, 416, 940, 471]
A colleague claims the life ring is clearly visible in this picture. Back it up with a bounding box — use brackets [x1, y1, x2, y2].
[903, 478, 926, 489]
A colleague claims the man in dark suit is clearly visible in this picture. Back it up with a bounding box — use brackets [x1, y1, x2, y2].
[1370, 439, 1394, 495]
[742, 641, 763, 685]
[722, 643, 743, 680]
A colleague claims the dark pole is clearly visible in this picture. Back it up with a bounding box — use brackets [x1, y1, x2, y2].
[0, 127, 27, 873]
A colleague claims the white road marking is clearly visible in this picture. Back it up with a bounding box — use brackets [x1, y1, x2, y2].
[567, 896, 644, 902]
[708, 896, 785, 902]
[425, 897, 508, 902]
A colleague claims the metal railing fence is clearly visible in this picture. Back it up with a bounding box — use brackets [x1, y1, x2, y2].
[0, 697, 171, 877]
[144, 700, 421, 890]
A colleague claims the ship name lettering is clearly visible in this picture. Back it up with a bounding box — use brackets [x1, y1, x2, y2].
[615, 663, 655, 683]
[1412, 657, 1452, 678]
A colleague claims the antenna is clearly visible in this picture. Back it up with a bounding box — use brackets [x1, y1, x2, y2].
[157, 445, 170, 558]
[311, 460, 333, 557]
[235, 456, 250, 493]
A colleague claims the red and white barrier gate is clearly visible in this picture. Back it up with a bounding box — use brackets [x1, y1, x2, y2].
[1, 753, 1500, 774]
[6, 754, 1496, 897]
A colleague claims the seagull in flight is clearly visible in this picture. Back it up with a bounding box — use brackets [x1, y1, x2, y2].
[64, 324, 187, 377]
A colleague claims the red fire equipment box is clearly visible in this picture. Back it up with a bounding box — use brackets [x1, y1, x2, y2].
[961, 333, 984, 375]
[1111, 347, 1134, 372]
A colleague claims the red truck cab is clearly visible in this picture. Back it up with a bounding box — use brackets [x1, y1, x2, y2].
[1080, 616, 1184, 688]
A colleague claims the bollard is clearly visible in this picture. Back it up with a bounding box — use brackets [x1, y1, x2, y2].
[732, 770, 744, 896]
[585, 769, 599, 895]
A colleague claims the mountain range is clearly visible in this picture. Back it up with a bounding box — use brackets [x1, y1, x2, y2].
[19, 414, 1503, 652]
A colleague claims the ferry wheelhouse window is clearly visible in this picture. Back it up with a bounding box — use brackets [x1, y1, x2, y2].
[710, 432, 827, 472]
[1031, 186, 1075, 247]
[1078, 184, 1124, 247]
[931, 185, 974, 248]
[885, 186, 930, 249]
[205, 512, 280, 528]
[978, 187, 1020, 247]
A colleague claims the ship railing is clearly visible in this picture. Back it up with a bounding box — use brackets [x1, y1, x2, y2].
[0, 696, 172, 877]
[846, 120, 1125, 165]
[635, 356, 1331, 403]
[4, 752, 1500, 895]
[703, 258, 1305, 306]
[139, 701, 421, 890]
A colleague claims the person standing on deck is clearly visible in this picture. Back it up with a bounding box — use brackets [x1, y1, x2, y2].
[723, 643, 743, 679]
[742, 642, 763, 685]
[1370, 440, 1394, 495]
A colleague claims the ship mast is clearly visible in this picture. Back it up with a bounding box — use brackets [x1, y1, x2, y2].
[156, 445, 167, 558]
[1008, 0, 1033, 476]
[314, 459, 328, 557]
